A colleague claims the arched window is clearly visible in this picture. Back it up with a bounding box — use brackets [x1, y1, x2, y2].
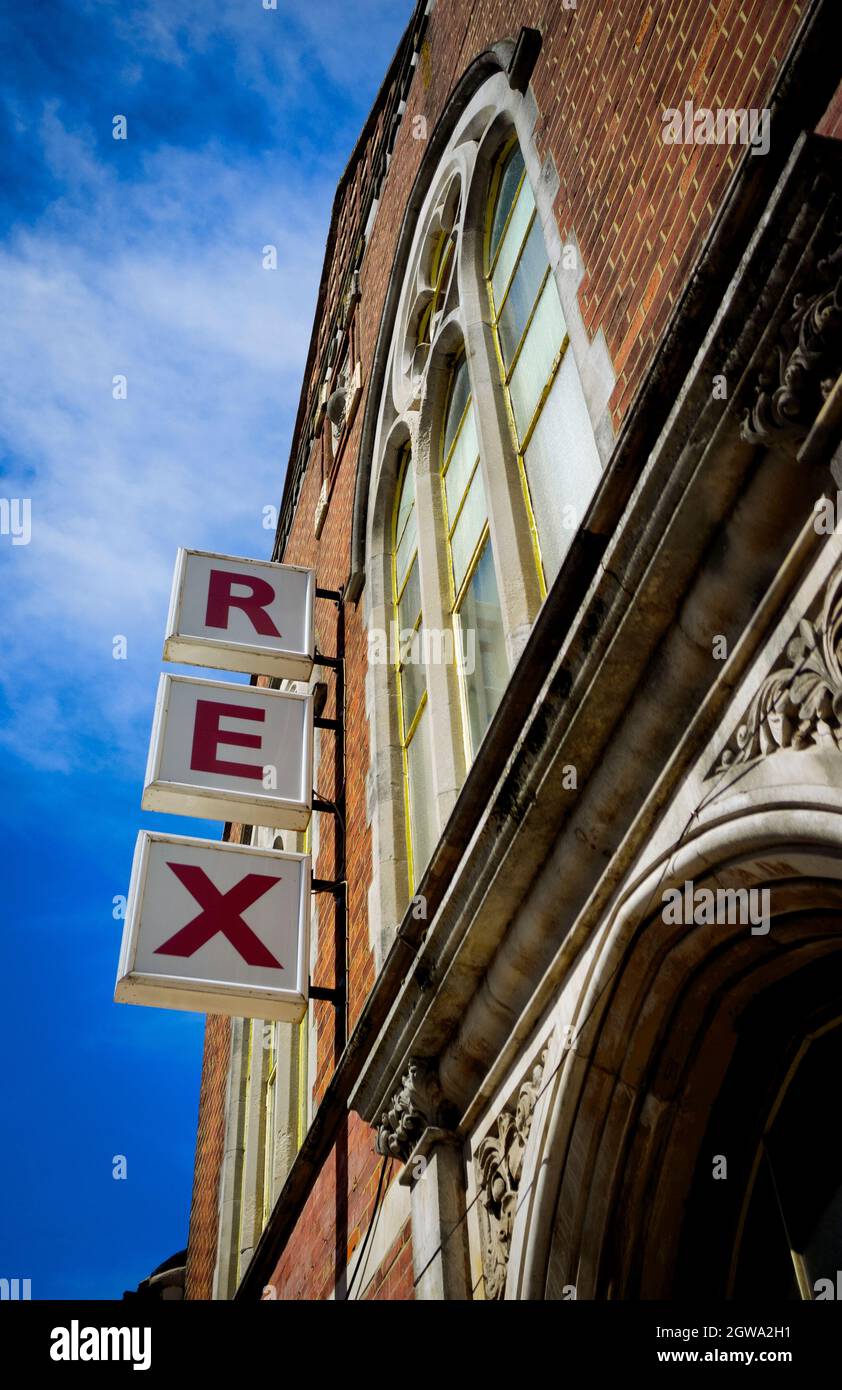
[362, 79, 612, 945]
[441, 355, 507, 759]
[486, 140, 602, 588]
[393, 447, 437, 888]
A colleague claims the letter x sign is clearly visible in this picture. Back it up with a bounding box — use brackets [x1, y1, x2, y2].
[163, 549, 315, 680]
[115, 832, 311, 1021]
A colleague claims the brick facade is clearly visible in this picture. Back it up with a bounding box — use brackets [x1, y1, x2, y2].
[184, 1013, 230, 1300]
[187, 0, 838, 1300]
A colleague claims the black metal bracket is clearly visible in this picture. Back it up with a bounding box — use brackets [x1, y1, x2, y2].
[308, 982, 345, 1006]
[312, 877, 345, 896]
[308, 591, 348, 1049]
[314, 650, 341, 671]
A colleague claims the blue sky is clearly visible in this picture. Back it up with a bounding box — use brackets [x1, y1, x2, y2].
[0, 0, 412, 1299]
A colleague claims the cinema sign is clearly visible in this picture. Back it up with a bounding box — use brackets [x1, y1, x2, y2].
[142, 674, 313, 831]
[163, 548, 315, 680]
[115, 549, 322, 1021]
[115, 832, 310, 1022]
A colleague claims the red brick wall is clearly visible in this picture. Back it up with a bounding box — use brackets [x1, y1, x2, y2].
[184, 1012, 230, 1300]
[192, 0, 834, 1299]
[818, 76, 842, 139]
[362, 1220, 414, 1301]
[262, 1116, 412, 1301]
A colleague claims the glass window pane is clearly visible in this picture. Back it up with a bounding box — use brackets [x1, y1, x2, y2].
[443, 407, 479, 523]
[434, 236, 454, 304]
[395, 458, 415, 551]
[522, 345, 603, 585]
[489, 145, 525, 267]
[496, 215, 550, 367]
[400, 643, 425, 732]
[395, 504, 417, 590]
[457, 540, 508, 757]
[449, 467, 488, 595]
[491, 178, 535, 309]
[508, 275, 567, 441]
[397, 554, 421, 632]
[406, 703, 437, 886]
[443, 357, 471, 461]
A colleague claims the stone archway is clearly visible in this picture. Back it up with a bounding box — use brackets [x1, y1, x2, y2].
[506, 802, 842, 1300]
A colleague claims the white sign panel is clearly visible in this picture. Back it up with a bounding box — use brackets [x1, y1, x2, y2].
[163, 548, 315, 680]
[142, 674, 313, 830]
[115, 831, 311, 1022]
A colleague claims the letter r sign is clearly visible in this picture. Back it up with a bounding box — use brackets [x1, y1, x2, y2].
[163, 549, 315, 679]
[142, 674, 313, 830]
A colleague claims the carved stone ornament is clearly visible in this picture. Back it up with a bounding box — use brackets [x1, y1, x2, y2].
[476, 1050, 547, 1300]
[375, 1058, 449, 1161]
[711, 563, 842, 777]
[741, 238, 842, 447]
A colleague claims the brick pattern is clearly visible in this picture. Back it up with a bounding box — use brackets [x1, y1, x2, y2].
[818, 76, 842, 139]
[188, 0, 840, 1299]
[263, 1115, 412, 1301]
[361, 1218, 414, 1301]
[184, 1012, 231, 1300]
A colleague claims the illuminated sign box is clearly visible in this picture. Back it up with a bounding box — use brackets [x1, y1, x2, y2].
[141, 674, 313, 831]
[115, 831, 311, 1022]
[163, 549, 316, 681]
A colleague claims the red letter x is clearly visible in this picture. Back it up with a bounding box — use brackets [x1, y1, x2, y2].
[155, 863, 284, 969]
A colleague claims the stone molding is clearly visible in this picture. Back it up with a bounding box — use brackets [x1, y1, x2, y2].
[375, 1058, 454, 1161]
[711, 559, 842, 776]
[475, 1050, 547, 1300]
[742, 229, 842, 447]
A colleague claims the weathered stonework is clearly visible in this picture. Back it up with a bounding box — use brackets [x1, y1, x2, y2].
[742, 232, 842, 447]
[712, 560, 842, 775]
[476, 1051, 546, 1300]
[375, 1059, 451, 1161]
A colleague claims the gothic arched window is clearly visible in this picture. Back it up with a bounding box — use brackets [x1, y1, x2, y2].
[441, 355, 507, 759]
[362, 75, 612, 936]
[392, 446, 437, 888]
[486, 140, 602, 588]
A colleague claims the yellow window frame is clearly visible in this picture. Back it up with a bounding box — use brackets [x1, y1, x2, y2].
[392, 446, 427, 891]
[439, 358, 500, 765]
[485, 135, 571, 597]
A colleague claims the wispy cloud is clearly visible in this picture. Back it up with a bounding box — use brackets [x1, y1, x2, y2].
[0, 0, 415, 1299]
[0, 114, 328, 772]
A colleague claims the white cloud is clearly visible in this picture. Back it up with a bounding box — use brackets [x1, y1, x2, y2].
[0, 111, 330, 773]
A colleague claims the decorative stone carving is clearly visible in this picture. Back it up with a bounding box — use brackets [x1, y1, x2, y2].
[711, 563, 842, 776]
[476, 1050, 547, 1300]
[741, 238, 842, 446]
[375, 1058, 450, 1161]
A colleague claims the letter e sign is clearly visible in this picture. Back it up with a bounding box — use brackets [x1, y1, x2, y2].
[142, 674, 313, 830]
